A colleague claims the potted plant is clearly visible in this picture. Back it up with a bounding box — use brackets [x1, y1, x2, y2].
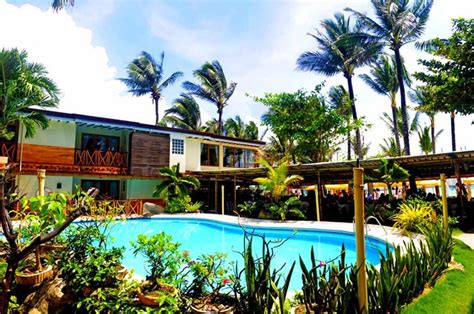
[131, 232, 188, 309]
[183, 253, 236, 313]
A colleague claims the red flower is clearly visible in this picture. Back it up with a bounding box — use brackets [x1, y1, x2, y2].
[188, 260, 194, 265]
[222, 278, 231, 285]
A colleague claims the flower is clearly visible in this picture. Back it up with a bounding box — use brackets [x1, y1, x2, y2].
[183, 250, 190, 257]
[188, 260, 195, 265]
[319, 261, 325, 267]
[222, 278, 231, 285]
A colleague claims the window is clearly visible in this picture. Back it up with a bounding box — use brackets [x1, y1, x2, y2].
[223, 146, 256, 168]
[82, 134, 120, 152]
[201, 144, 219, 166]
[171, 138, 184, 155]
[81, 180, 120, 200]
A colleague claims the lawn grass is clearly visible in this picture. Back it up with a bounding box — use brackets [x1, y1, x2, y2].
[402, 239, 474, 314]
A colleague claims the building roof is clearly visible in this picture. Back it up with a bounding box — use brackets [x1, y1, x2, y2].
[192, 150, 474, 183]
[26, 108, 265, 147]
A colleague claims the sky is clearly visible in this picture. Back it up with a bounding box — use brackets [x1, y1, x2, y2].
[0, 0, 473, 158]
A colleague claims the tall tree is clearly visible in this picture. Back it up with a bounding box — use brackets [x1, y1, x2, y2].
[51, 0, 74, 11]
[297, 13, 382, 160]
[417, 125, 442, 155]
[0, 48, 60, 140]
[183, 61, 236, 135]
[380, 107, 419, 145]
[224, 116, 259, 140]
[346, 0, 434, 156]
[359, 55, 410, 155]
[119, 51, 183, 125]
[409, 86, 440, 153]
[160, 93, 203, 131]
[328, 85, 352, 160]
[379, 137, 400, 157]
[414, 18, 474, 152]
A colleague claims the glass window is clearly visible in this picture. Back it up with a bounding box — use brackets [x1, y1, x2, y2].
[171, 139, 184, 155]
[81, 134, 120, 152]
[223, 146, 257, 168]
[201, 144, 219, 166]
[81, 180, 120, 200]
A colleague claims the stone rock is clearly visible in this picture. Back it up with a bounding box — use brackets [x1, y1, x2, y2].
[18, 277, 74, 314]
[143, 202, 165, 216]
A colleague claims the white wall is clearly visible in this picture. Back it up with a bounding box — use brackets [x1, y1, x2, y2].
[169, 134, 186, 172]
[22, 120, 76, 148]
[185, 138, 201, 172]
[17, 174, 74, 198]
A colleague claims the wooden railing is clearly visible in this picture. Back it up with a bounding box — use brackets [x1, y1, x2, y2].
[0, 141, 17, 162]
[75, 149, 128, 168]
[90, 199, 143, 216]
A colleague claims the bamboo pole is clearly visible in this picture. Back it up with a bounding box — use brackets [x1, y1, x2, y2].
[214, 175, 218, 214]
[221, 185, 225, 215]
[37, 169, 46, 197]
[353, 167, 368, 312]
[233, 175, 237, 213]
[440, 173, 449, 232]
[314, 186, 320, 222]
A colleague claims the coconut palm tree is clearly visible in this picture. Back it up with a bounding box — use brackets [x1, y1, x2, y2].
[264, 135, 295, 165]
[253, 158, 303, 201]
[328, 85, 352, 159]
[296, 13, 383, 159]
[346, 0, 434, 155]
[119, 51, 183, 125]
[51, 0, 74, 11]
[417, 125, 442, 155]
[379, 137, 400, 157]
[203, 118, 220, 134]
[224, 116, 259, 140]
[409, 86, 441, 153]
[183, 61, 236, 135]
[160, 94, 203, 131]
[380, 108, 419, 147]
[153, 163, 200, 200]
[359, 55, 410, 155]
[0, 48, 60, 140]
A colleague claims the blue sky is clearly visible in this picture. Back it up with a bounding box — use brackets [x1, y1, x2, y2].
[1, 0, 473, 156]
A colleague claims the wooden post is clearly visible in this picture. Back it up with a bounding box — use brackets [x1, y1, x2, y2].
[353, 167, 368, 312]
[214, 175, 218, 214]
[314, 186, 320, 222]
[37, 169, 46, 197]
[440, 173, 449, 233]
[221, 185, 225, 215]
[233, 175, 237, 213]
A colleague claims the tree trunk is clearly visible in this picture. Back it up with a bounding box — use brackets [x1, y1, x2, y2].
[394, 48, 410, 155]
[1, 260, 18, 314]
[430, 115, 436, 154]
[347, 130, 351, 160]
[345, 75, 362, 160]
[154, 95, 160, 125]
[217, 107, 223, 135]
[451, 112, 456, 151]
[390, 97, 401, 155]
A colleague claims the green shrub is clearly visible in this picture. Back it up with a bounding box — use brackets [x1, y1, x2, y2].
[391, 200, 437, 234]
[165, 195, 202, 214]
[269, 196, 306, 221]
[237, 201, 259, 218]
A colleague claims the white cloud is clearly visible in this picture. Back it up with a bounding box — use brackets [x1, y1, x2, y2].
[0, 0, 162, 125]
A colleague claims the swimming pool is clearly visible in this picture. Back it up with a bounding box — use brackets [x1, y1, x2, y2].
[101, 217, 389, 291]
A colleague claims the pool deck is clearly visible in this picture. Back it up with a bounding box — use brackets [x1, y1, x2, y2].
[146, 213, 413, 248]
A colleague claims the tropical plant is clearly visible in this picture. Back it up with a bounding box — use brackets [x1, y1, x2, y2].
[203, 118, 220, 134]
[296, 13, 383, 159]
[269, 196, 305, 221]
[237, 201, 259, 218]
[359, 55, 411, 155]
[165, 195, 202, 214]
[119, 51, 183, 125]
[328, 85, 352, 159]
[299, 245, 359, 313]
[224, 116, 259, 140]
[346, 0, 434, 156]
[153, 163, 200, 200]
[253, 159, 303, 201]
[234, 232, 295, 314]
[414, 18, 474, 151]
[161, 93, 203, 131]
[373, 158, 409, 196]
[183, 61, 236, 134]
[380, 107, 419, 141]
[417, 124, 442, 155]
[391, 200, 436, 234]
[379, 137, 400, 157]
[409, 86, 442, 154]
[0, 48, 60, 140]
[51, 0, 74, 11]
[263, 135, 295, 165]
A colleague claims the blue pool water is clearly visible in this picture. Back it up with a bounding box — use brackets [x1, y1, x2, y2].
[89, 218, 389, 291]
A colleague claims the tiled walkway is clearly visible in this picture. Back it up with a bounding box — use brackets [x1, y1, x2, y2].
[454, 233, 474, 249]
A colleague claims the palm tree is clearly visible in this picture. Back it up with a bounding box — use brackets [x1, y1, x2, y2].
[379, 137, 400, 157]
[224, 116, 259, 140]
[328, 85, 352, 159]
[119, 51, 183, 125]
[203, 118, 220, 134]
[346, 0, 434, 155]
[380, 107, 419, 146]
[51, 0, 74, 11]
[0, 48, 60, 140]
[153, 163, 200, 200]
[359, 55, 410, 155]
[160, 94, 203, 131]
[297, 13, 382, 159]
[417, 125, 441, 154]
[245, 121, 259, 141]
[253, 158, 303, 202]
[374, 158, 410, 197]
[183, 61, 236, 135]
[409, 86, 440, 153]
[264, 135, 295, 165]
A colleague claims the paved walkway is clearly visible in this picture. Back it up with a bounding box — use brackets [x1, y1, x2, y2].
[454, 232, 474, 249]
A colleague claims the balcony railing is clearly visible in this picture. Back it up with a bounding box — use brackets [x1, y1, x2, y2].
[74, 149, 128, 168]
[0, 141, 17, 162]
